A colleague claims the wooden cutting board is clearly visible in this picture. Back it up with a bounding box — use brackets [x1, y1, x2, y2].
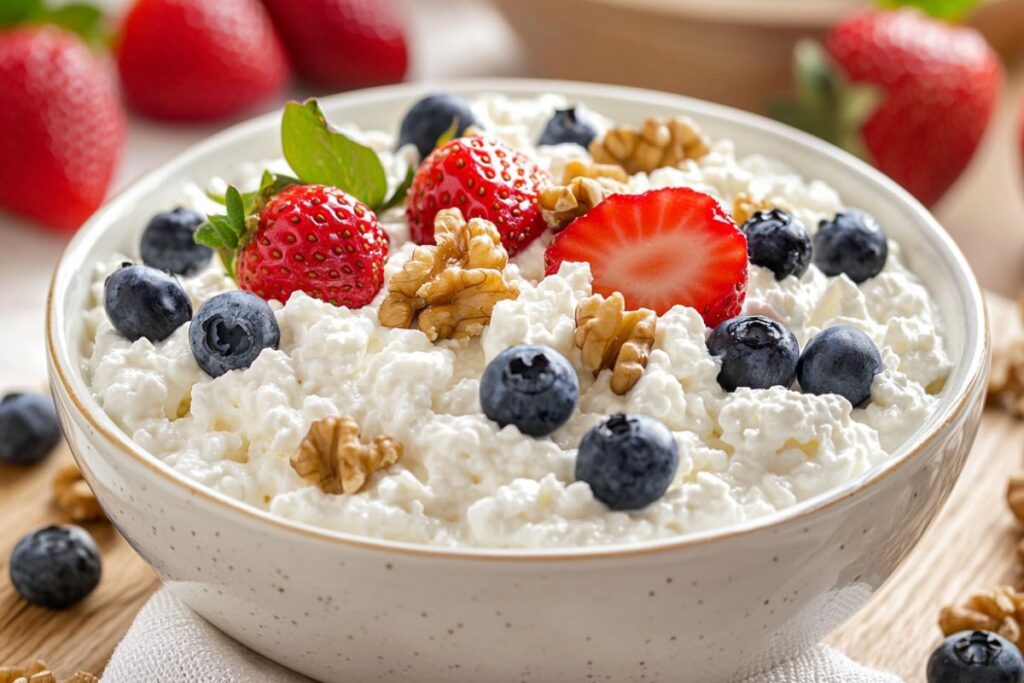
[0, 299, 1021, 682]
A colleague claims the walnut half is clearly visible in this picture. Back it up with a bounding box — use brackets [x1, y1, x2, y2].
[52, 463, 105, 523]
[539, 177, 608, 231]
[938, 586, 1024, 650]
[575, 292, 657, 395]
[291, 417, 402, 495]
[379, 208, 518, 341]
[0, 661, 97, 683]
[590, 116, 711, 175]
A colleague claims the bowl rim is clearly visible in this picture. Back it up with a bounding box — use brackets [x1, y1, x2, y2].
[47, 77, 990, 562]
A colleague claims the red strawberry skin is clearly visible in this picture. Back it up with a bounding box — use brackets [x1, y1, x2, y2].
[260, 0, 408, 89]
[827, 9, 1001, 207]
[237, 184, 388, 308]
[545, 188, 747, 326]
[407, 137, 551, 256]
[116, 0, 290, 122]
[0, 27, 125, 232]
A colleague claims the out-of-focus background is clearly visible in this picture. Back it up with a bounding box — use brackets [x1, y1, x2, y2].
[1, 0, 1022, 388]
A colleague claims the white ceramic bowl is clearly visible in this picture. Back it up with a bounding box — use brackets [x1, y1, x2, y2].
[47, 79, 988, 682]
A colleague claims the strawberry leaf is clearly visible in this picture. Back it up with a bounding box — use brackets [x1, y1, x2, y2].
[771, 40, 882, 161]
[0, 0, 41, 26]
[875, 0, 980, 20]
[379, 164, 415, 213]
[281, 99, 388, 210]
[196, 186, 250, 278]
[38, 3, 106, 47]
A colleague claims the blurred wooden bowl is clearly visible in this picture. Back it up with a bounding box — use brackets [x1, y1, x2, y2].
[491, 0, 1024, 111]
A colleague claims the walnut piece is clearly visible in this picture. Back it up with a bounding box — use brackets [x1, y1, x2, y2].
[1010, 473, 1024, 523]
[731, 192, 776, 227]
[540, 177, 608, 230]
[379, 208, 518, 341]
[560, 159, 629, 188]
[989, 336, 1024, 416]
[575, 292, 657, 395]
[590, 116, 711, 175]
[52, 463, 105, 523]
[291, 416, 402, 495]
[0, 661, 97, 683]
[939, 586, 1024, 649]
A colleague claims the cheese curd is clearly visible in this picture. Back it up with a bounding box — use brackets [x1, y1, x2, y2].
[82, 95, 951, 548]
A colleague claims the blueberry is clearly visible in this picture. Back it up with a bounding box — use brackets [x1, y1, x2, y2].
[140, 207, 213, 276]
[743, 209, 812, 281]
[927, 631, 1024, 683]
[0, 393, 61, 466]
[480, 344, 578, 437]
[10, 525, 101, 610]
[538, 107, 599, 148]
[189, 291, 280, 378]
[104, 263, 192, 342]
[707, 315, 799, 391]
[575, 414, 678, 511]
[796, 325, 882, 406]
[813, 209, 888, 283]
[398, 93, 478, 161]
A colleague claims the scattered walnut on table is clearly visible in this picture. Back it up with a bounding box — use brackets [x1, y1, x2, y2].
[378, 208, 518, 342]
[0, 661, 97, 683]
[988, 336, 1024, 417]
[589, 116, 711, 175]
[575, 292, 657, 395]
[938, 586, 1024, 650]
[290, 416, 402, 495]
[52, 463, 105, 523]
[539, 177, 608, 230]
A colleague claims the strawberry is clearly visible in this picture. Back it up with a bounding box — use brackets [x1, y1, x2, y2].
[200, 182, 389, 308]
[0, 27, 125, 231]
[260, 0, 408, 90]
[116, 0, 289, 122]
[774, 9, 1001, 207]
[407, 137, 551, 256]
[544, 188, 747, 325]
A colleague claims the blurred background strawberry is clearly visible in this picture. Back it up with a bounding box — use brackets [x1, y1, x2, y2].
[773, 7, 1002, 207]
[260, 0, 408, 90]
[116, 0, 290, 121]
[0, 17, 124, 232]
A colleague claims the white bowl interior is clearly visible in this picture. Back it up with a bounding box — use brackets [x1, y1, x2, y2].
[49, 78, 986, 553]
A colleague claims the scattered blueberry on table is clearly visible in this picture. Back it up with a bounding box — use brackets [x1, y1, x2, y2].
[104, 263, 193, 342]
[813, 209, 888, 283]
[0, 392, 61, 466]
[575, 414, 679, 511]
[742, 209, 812, 281]
[707, 315, 800, 392]
[140, 207, 213, 276]
[797, 325, 882, 406]
[189, 291, 281, 377]
[538, 107, 599, 148]
[480, 344, 578, 437]
[927, 631, 1024, 683]
[398, 93, 478, 161]
[10, 525, 102, 610]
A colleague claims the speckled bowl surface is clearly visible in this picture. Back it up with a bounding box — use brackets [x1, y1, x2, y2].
[47, 79, 988, 683]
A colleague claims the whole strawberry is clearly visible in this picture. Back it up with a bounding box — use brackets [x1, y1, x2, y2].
[407, 137, 551, 255]
[776, 9, 1001, 207]
[260, 0, 407, 90]
[116, 0, 289, 122]
[203, 183, 389, 307]
[0, 27, 125, 231]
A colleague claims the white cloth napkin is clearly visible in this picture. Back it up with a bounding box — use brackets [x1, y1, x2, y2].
[103, 588, 903, 683]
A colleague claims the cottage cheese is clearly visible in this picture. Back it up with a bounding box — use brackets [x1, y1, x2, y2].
[82, 95, 951, 548]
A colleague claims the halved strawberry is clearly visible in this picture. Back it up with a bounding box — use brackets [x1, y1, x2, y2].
[544, 188, 747, 326]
